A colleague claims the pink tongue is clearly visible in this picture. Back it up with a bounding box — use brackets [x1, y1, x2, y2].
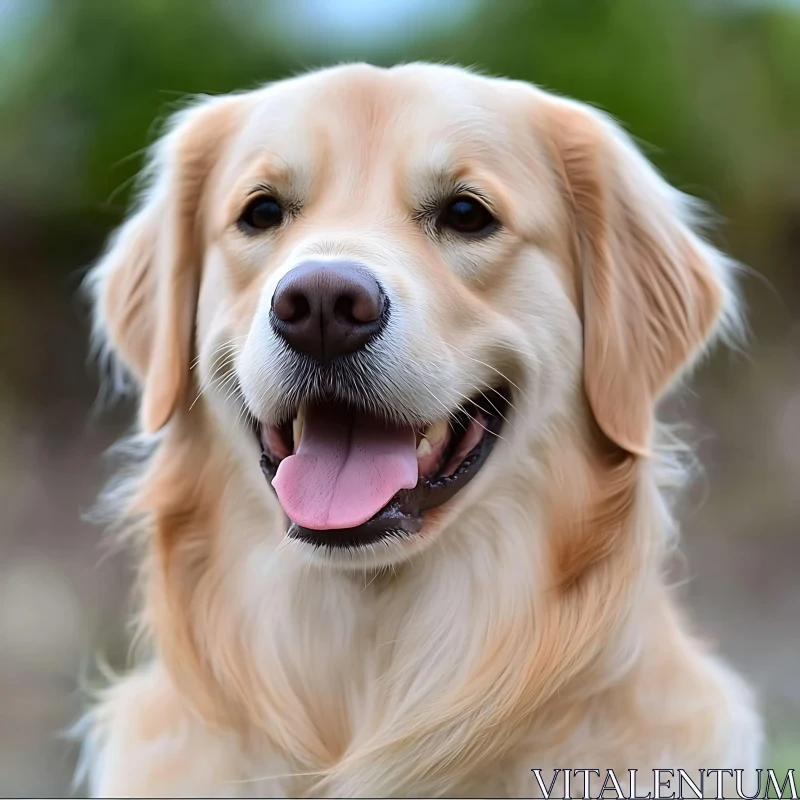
[272, 405, 419, 530]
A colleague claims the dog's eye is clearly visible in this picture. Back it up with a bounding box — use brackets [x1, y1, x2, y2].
[239, 196, 283, 232]
[439, 195, 496, 236]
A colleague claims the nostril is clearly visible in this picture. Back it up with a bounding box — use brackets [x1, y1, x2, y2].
[354, 289, 383, 324]
[274, 290, 311, 324]
[333, 295, 354, 325]
[333, 292, 383, 326]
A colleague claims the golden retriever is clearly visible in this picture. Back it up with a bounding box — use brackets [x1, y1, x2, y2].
[80, 63, 761, 797]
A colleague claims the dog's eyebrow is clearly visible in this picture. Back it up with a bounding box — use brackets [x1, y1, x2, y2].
[227, 147, 298, 193]
[411, 167, 503, 215]
[245, 182, 278, 198]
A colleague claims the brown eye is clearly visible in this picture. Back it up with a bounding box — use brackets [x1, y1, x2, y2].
[439, 195, 497, 235]
[239, 196, 283, 231]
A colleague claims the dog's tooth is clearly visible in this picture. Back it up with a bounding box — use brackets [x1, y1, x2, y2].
[424, 418, 449, 446]
[292, 407, 305, 448]
[416, 438, 432, 458]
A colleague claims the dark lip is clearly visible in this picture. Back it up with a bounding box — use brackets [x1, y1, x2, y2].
[257, 387, 509, 551]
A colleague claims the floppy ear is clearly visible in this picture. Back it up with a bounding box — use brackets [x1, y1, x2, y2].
[547, 99, 736, 456]
[90, 97, 238, 433]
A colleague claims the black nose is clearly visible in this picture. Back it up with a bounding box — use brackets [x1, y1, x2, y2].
[270, 260, 388, 362]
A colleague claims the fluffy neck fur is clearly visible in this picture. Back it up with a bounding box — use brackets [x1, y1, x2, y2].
[113, 401, 677, 797]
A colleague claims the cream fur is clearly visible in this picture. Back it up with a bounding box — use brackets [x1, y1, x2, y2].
[80, 63, 761, 798]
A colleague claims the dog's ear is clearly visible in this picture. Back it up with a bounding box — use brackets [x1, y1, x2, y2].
[90, 97, 239, 433]
[546, 99, 736, 456]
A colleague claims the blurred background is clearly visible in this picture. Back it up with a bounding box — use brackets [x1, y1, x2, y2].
[0, 0, 797, 794]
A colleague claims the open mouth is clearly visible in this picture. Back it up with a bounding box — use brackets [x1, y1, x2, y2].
[255, 387, 510, 550]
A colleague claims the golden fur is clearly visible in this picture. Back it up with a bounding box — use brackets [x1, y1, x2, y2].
[80, 63, 761, 797]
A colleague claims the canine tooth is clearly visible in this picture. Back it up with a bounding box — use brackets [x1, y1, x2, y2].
[416, 438, 432, 458]
[424, 419, 449, 446]
[292, 407, 305, 447]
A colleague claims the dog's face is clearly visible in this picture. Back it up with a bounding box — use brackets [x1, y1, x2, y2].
[93, 64, 729, 569]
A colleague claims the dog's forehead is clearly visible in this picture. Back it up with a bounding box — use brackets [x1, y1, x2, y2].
[227, 64, 530, 178]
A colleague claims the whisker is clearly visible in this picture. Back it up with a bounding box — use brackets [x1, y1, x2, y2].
[230, 766, 328, 786]
[451, 383, 515, 432]
[442, 341, 524, 397]
[188, 337, 249, 410]
[192, 352, 235, 391]
[191, 335, 248, 370]
[418, 384, 460, 435]
[486, 383, 518, 414]
[419, 384, 505, 442]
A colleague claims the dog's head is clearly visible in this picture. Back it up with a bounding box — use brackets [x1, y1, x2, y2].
[90, 63, 734, 569]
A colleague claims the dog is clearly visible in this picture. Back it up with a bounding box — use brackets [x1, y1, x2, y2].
[80, 63, 761, 797]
